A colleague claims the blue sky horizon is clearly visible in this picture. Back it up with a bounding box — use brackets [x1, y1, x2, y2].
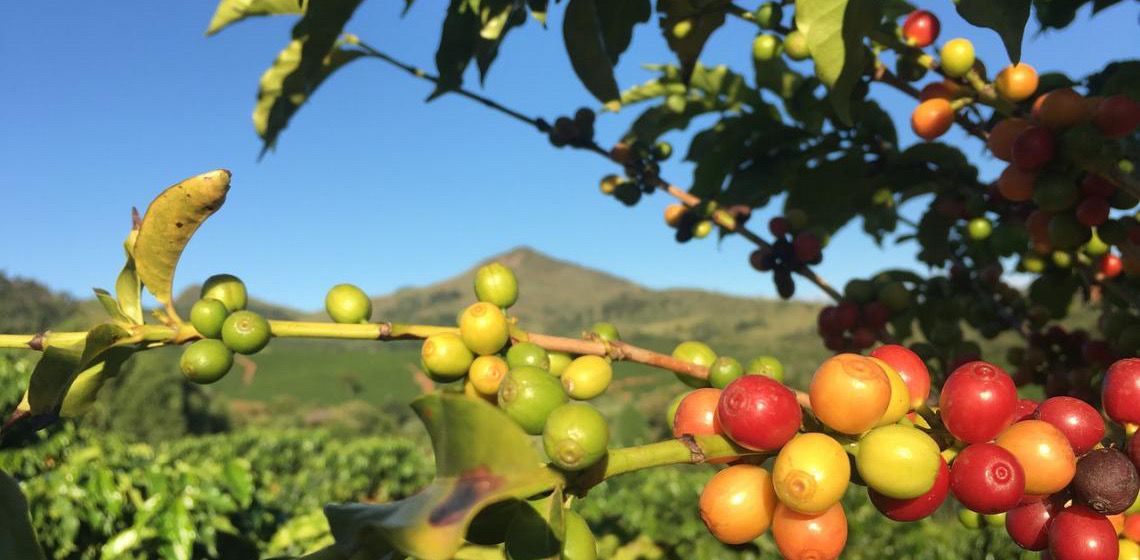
[2, 2, 1138, 312]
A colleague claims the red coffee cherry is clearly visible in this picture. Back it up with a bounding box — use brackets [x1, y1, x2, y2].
[950, 443, 1026, 514]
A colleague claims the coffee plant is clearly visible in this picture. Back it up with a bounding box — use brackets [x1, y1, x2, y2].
[3, 0, 1140, 559]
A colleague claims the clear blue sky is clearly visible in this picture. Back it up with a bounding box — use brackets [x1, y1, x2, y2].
[1, 2, 1137, 311]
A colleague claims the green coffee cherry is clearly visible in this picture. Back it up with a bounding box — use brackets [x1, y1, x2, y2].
[983, 512, 1006, 527]
[190, 298, 228, 339]
[507, 342, 550, 370]
[543, 403, 609, 471]
[672, 340, 715, 388]
[752, 34, 782, 62]
[201, 273, 247, 313]
[958, 508, 981, 529]
[666, 390, 694, 428]
[784, 30, 810, 61]
[325, 283, 372, 324]
[708, 356, 744, 389]
[745, 355, 784, 382]
[422, 332, 475, 381]
[548, 351, 573, 377]
[180, 339, 234, 384]
[589, 322, 621, 342]
[560, 355, 613, 400]
[460, 302, 510, 356]
[221, 310, 271, 355]
[561, 510, 598, 560]
[475, 262, 519, 308]
[498, 366, 568, 435]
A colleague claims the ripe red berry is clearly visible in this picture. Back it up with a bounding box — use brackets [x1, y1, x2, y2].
[902, 10, 940, 48]
[869, 456, 949, 521]
[939, 361, 1018, 443]
[769, 217, 789, 237]
[850, 327, 877, 350]
[1100, 254, 1123, 279]
[1005, 493, 1066, 551]
[1102, 358, 1140, 426]
[1047, 505, 1119, 560]
[861, 302, 891, 330]
[1094, 94, 1140, 139]
[870, 344, 931, 410]
[1012, 398, 1040, 423]
[716, 375, 802, 451]
[834, 301, 859, 332]
[1075, 197, 1110, 228]
[1034, 396, 1106, 456]
[1082, 174, 1117, 198]
[1012, 126, 1057, 171]
[793, 233, 822, 262]
[817, 306, 841, 336]
[950, 443, 1026, 514]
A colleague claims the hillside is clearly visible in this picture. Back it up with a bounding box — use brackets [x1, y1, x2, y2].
[4, 249, 833, 417]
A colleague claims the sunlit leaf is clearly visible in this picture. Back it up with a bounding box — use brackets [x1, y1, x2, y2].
[325, 393, 563, 560]
[954, 0, 1030, 64]
[0, 470, 46, 560]
[205, 0, 306, 36]
[133, 170, 231, 322]
[794, 0, 879, 125]
[21, 324, 132, 420]
[93, 288, 131, 324]
[255, 39, 365, 153]
[527, 0, 549, 24]
[114, 217, 144, 325]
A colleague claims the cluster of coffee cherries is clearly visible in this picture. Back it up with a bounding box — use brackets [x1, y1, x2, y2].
[183, 275, 381, 384]
[662, 200, 752, 244]
[545, 108, 596, 149]
[748, 211, 824, 299]
[667, 346, 935, 558]
[940, 359, 1140, 560]
[182, 274, 271, 384]
[1007, 325, 1113, 401]
[814, 276, 911, 352]
[667, 338, 1140, 560]
[599, 140, 672, 207]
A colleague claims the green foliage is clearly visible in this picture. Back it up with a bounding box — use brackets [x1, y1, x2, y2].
[954, 0, 1031, 64]
[562, 0, 650, 106]
[1, 425, 431, 560]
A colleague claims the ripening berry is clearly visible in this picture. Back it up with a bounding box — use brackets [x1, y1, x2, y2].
[325, 283, 372, 324]
[459, 302, 510, 356]
[561, 355, 613, 400]
[809, 353, 891, 435]
[699, 465, 778, 544]
[939, 38, 975, 78]
[911, 98, 954, 140]
[857, 425, 941, 499]
[988, 118, 1032, 161]
[773, 433, 851, 514]
[421, 332, 474, 380]
[996, 63, 1039, 102]
[771, 502, 847, 560]
[995, 420, 1076, 496]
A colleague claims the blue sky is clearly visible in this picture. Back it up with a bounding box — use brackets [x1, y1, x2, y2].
[1, 2, 1138, 313]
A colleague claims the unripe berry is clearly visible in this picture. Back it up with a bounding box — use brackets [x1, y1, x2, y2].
[542, 403, 608, 471]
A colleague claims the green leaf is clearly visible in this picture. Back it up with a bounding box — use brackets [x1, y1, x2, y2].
[0, 471, 47, 560]
[205, 0, 306, 35]
[794, 0, 879, 125]
[114, 214, 144, 324]
[93, 288, 131, 324]
[23, 324, 132, 418]
[563, 0, 621, 107]
[475, 2, 525, 83]
[432, 0, 481, 97]
[954, 0, 1030, 64]
[597, 0, 652, 64]
[784, 153, 871, 234]
[325, 393, 563, 560]
[132, 170, 231, 320]
[1086, 60, 1140, 98]
[254, 0, 364, 154]
[657, 0, 727, 83]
